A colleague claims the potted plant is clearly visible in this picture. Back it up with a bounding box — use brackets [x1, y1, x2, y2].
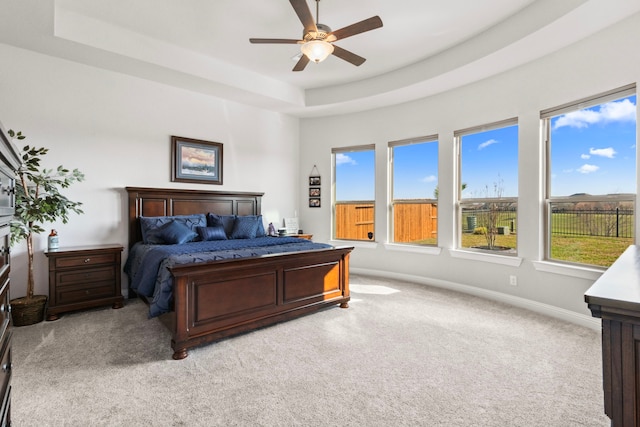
[8, 130, 84, 326]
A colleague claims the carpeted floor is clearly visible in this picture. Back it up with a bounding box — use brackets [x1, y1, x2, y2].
[11, 274, 608, 426]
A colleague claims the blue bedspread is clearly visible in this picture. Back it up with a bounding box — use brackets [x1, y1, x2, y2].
[124, 237, 333, 317]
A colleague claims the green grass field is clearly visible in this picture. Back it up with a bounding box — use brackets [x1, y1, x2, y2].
[410, 233, 630, 267]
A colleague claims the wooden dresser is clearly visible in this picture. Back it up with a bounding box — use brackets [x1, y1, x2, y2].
[585, 245, 640, 427]
[0, 122, 23, 426]
[45, 244, 124, 321]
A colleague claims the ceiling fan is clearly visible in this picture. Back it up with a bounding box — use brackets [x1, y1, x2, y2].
[250, 0, 383, 72]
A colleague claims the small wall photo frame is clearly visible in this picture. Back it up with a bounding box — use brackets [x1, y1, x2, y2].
[171, 136, 223, 185]
[309, 187, 320, 197]
[309, 198, 321, 208]
[309, 176, 321, 186]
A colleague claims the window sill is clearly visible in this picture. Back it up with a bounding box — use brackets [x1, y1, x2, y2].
[383, 243, 442, 255]
[449, 249, 523, 267]
[329, 240, 378, 249]
[532, 260, 604, 280]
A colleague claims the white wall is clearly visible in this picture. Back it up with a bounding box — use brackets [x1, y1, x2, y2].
[299, 12, 640, 318]
[0, 44, 301, 299]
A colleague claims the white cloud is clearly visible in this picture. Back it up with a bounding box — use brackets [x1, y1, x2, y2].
[554, 99, 637, 129]
[581, 154, 590, 159]
[577, 164, 599, 174]
[478, 139, 498, 150]
[589, 147, 616, 158]
[600, 98, 636, 121]
[421, 175, 437, 183]
[336, 153, 357, 166]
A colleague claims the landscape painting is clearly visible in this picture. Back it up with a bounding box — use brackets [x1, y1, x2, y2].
[171, 136, 223, 184]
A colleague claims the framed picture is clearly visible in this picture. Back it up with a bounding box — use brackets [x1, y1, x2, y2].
[309, 198, 321, 208]
[309, 176, 321, 186]
[309, 187, 321, 197]
[171, 136, 223, 184]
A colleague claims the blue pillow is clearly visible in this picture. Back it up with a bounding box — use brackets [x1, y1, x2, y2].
[207, 213, 236, 237]
[196, 225, 228, 241]
[158, 220, 198, 245]
[229, 215, 260, 239]
[255, 215, 266, 237]
[140, 214, 206, 244]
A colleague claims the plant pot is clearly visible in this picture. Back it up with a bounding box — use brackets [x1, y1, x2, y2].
[10, 295, 47, 326]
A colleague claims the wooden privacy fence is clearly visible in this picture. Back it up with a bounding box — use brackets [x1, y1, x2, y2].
[393, 202, 437, 242]
[335, 201, 438, 242]
[335, 202, 374, 240]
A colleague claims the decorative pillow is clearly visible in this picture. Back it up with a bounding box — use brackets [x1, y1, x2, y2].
[157, 220, 198, 245]
[207, 213, 236, 237]
[255, 215, 266, 237]
[196, 225, 228, 241]
[229, 215, 260, 239]
[140, 214, 206, 244]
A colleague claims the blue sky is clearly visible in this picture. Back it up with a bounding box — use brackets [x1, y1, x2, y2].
[550, 95, 636, 196]
[335, 95, 636, 201]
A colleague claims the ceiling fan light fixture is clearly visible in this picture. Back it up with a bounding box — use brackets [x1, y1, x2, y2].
[301, 40, 334, 63]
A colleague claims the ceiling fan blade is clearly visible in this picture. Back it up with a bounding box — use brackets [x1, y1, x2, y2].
[249, 38, 301, 44]
[331, 45, 366, 66]
[329, 16, 383, 41]
[290, 0, 317, 34]
[293, 54, 310, 72]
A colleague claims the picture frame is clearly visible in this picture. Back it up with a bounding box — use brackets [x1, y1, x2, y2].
[309, 198, 321, 208]
[309, 187, 321, 197]
[171, 136, 223, 184]
[309, 176, 321, 186]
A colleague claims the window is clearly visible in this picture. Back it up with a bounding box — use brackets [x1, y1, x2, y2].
[389, 136, 438, 245]
[332, 145, 375, 241]
[543, 85, 636, 267]
[456, 118, 518, 254]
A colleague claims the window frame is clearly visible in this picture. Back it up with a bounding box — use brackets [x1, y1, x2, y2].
[455, 117, 519, 255]
[331, 144, 376, 242]
[388, 135, 439, 246]
[542, 84, 637, 266]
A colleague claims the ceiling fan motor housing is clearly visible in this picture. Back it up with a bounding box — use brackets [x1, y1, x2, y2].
[304, 23, 334, 42]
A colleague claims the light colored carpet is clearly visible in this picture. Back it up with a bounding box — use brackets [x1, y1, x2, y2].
[11, 274, 608, 426]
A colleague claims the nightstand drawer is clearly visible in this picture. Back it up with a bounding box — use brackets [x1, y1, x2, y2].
[55, 281, 116, 305]
[53, 253, 117, 269]
[56, 266, 115, 287]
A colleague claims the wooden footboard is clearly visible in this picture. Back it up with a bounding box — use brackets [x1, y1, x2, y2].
[167, 247, 351, 359]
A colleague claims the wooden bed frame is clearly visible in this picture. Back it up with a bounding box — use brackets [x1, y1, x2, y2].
[126, 187, 353, 360]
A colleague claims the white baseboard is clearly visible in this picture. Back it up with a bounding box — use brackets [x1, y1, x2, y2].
[349, 267, 601, 331]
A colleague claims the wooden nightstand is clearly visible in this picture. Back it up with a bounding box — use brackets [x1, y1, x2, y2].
[283, 234, 313, 240]
[45, 244, 124, 321]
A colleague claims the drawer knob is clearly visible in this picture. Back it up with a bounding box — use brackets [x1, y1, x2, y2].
[2, 363, 10, 373]
[84, 258, 91, 263]
[0, 304, 4, 312]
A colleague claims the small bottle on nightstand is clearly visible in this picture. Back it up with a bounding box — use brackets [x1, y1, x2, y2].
[48, 229, 59, 250]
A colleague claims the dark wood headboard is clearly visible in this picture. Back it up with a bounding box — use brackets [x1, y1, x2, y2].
[126, 187, 263, 248]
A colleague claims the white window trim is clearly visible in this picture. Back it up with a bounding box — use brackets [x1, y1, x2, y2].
[449, 248, 523, 267]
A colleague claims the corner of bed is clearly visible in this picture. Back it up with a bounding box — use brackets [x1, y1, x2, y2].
[125, 186, 353, 360]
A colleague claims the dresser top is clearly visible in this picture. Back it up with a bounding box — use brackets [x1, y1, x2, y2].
[585, 245, 640, 312]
